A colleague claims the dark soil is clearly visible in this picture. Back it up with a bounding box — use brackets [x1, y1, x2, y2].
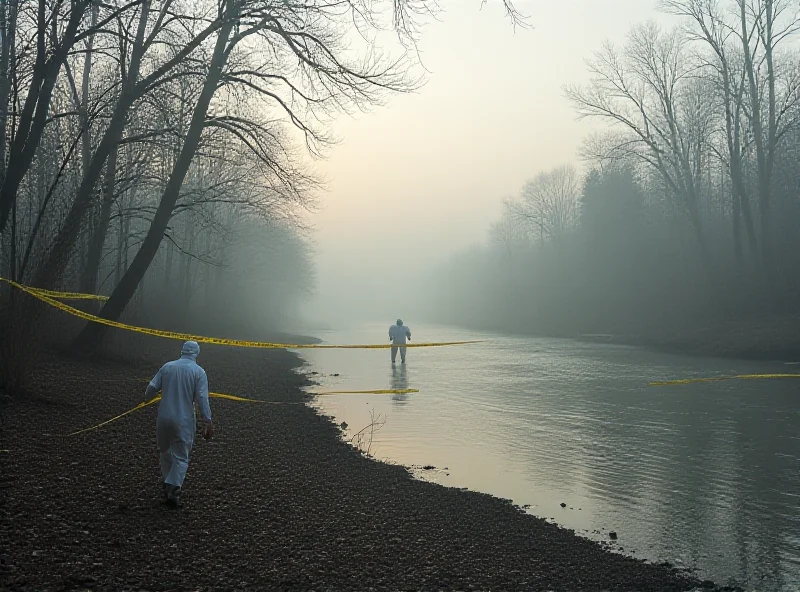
[1, 340, 725, 591]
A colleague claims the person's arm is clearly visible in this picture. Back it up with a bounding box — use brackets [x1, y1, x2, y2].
[194, 370, 214, 440]
[144, 367, 163, 399]
[389, 327, 393, 342]
[405, 328, 411, 341]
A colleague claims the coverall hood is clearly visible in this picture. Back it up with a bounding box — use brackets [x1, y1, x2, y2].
[180, 340, 200, 361]
[396, 319, 403, 326]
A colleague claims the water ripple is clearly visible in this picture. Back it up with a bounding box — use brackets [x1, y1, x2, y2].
[302, 323, 800, 591]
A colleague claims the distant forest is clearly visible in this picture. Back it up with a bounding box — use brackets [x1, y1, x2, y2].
[426, 1, 800, 358]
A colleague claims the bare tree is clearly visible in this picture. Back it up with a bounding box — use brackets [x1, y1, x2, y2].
[565, 23, 714, 254]
[0, 0, 134, 235]
[736, 0, 800, 266]
[508, 165, 581, 247]
[0, 0, 525, 390]
[489, 203, 530, 260]
[74, 0, 523, 350]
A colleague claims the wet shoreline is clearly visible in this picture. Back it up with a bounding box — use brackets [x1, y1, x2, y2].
[0, 341, 732, 591]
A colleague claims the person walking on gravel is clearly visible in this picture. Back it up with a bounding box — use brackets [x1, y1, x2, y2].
[145, 340, 214, 508]
[389, 319, 412, 364]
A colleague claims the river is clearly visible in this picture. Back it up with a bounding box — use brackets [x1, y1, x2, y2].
[295, 323, 800, 591]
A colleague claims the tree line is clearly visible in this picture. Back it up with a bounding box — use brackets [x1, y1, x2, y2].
[427, 0, 800, 351]
[0, 0, 523, 390]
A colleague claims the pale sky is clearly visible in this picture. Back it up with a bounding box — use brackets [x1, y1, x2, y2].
[304, 0, 671, 325]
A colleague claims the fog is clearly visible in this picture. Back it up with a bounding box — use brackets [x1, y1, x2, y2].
[302, 0, 800, 354]
[303, 0, 670, 329]
[3, 0, 800, 355]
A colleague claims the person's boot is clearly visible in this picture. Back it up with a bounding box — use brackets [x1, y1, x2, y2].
[165, 484, 183, 508]
[171, 487, 183, 508]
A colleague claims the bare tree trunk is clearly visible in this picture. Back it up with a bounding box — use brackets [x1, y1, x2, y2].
[180, 208, 196, 320]
[74, 3, 238, 350]
[741, 0, 772, 267]
[732, 174, 742, 263]
[0, 0, 18, 184]
[115, 200, 125, 287]
[0, 0, 90, 235]
[725, 65, 757, 259]
[76, 2, 100, 293]
[82, 142, 118, 293]
[163, 240, 173, 294]
[123, 207, 131, 271]
[138, 267, 145, 309]
[9, 185, 15, 279]
[762, 0, 777, 270]
[80, 3, 98, 175]
[32, 0, 152, 290]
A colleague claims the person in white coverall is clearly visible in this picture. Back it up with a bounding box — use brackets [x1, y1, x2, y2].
[145, 340, 213, 508]
[389, 319, 411, 364]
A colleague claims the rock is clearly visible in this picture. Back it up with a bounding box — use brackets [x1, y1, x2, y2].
[609, 532, 618, 540]
[560, 503, 566, 508]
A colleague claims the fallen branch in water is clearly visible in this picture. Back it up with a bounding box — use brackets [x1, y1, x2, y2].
[348, 407, 386, 457]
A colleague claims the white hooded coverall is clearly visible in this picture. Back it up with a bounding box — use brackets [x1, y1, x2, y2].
[389, 321, 411, 363]
[148, 341, 211, 488]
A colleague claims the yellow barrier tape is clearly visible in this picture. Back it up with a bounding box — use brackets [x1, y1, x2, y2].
[314, 389, 419, 395]
[28, 286, 109, 301]
[208, 392, 263, 403]
[68, 395, 161, 436]
[649, 373, 800, 387]
[68, 391, 277, 436]
[2, 277, 483, 350]
[0, 278, 109, 301]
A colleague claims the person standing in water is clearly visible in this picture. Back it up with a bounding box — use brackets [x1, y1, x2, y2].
[389, 319, 411, 364]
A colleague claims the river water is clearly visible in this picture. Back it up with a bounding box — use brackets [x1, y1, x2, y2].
[295, 323, 800, 591]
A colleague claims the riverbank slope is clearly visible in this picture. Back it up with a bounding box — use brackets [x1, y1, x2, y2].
[1, 340, 724, 591]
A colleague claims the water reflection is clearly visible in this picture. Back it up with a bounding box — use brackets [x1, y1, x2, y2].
[390, 363, 409, 405]
[300, 324, 800, 591]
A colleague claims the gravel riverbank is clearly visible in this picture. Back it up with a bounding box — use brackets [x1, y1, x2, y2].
[0, 341, 731, 591]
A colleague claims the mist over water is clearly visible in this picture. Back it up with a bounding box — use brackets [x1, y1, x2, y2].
[295, 8, 800, 589]
[300, 323, 800, 591]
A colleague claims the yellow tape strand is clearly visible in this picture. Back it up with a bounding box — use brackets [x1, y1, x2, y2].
[649, 373, 800, 387]
[207, 392, 264, 403]
[68, 395, 162, 436]
[67, 391, 281, 436]
[27, 286, 109, 301]
[2, 277, 482, 350]
[314, 389, 419, 395]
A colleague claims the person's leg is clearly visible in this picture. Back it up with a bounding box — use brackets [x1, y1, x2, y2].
[391, 346, 398, 363]
[164, 436, 191, 507]
[167, 438, 191, 486]
[156, 419, 173, 499]
[400, 346, 407, 363]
